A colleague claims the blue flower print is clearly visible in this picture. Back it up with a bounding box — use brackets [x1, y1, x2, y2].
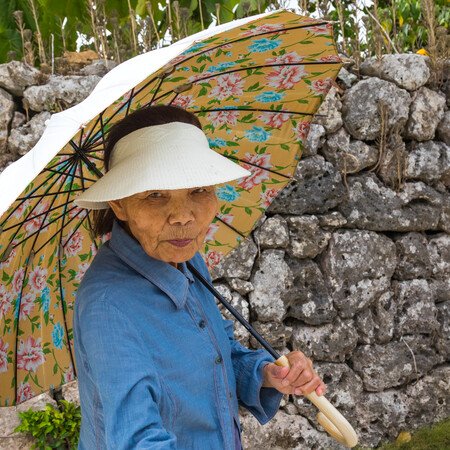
[248, 38, 282, 53]
[207, 61, 236, 72]
[255, 91, 286, 103]
[245, 126, 272, 143]
[52, 322, 64, 350]
[216, 185, 241, 202]
[184, 42, 207, 54]
[208, 137, 227, 148]
[41, 286, 51, 313]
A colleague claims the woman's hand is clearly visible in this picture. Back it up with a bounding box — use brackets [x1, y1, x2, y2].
[262, 351, 326, 396]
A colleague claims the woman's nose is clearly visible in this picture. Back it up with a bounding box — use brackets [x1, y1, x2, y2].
[168, 202, 195, 226]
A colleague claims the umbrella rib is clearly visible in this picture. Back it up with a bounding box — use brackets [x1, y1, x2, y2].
[1, 158, 76, 227]
[125, 88, 135, 117]
[194, 107, 314, 116]
[221, 154, 292, 179]
[214, 215, 246, 238]
[1, 159, 78, 245]
[81, 115, 102, 149]
[43, 168, 97, 183]
[149, 77, 165, 105]
[69, 141, 103, 179]
[16, 189, 85, 201]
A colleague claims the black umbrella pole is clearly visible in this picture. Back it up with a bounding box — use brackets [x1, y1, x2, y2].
[186, 262, 280, 361]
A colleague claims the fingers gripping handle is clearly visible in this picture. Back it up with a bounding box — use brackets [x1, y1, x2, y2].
[275, 355, 358, 448]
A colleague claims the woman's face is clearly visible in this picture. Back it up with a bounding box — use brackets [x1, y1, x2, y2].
[108, 187, 218, 266]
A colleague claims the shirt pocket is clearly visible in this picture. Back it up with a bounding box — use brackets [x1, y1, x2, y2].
[158, 376, 178, 431]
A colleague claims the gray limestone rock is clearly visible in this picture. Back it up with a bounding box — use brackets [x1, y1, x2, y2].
[80, 59, 117, 77]
[404, 87, 446, 141]
[337, 67, 358, 88]
[429, 278, 450, 304]
[23, 75, 101, 111]
[268, 156, 346, 215]
[427, 234, 450, 281]
[312, 86, 343, 134]
[240, 410, 340, 450]
[342, 78, 411, 140]
[374, 291, 397, 344]
[357, 390, 409, 448]
[319, 230, 396, 318]
[322, 127, 378, 173]
[438, 194, 450, 233]
[11, 112, 26, 129]
[351, 335, 441, 391]
[225, 278, 254, 295]
[0, 88, 14, 153]
[355, 308, 377, 344]
[61, 380, 80, 407]
[286, 216, 331, 259]
[16, 391, 57, 412]
[0, 406, 21, 437]
[285, 258, 336, 325]
[210, 237, 258, 281]
[405, 141, 450, 186]
[404, 365, 450, 428]
[253, 215, 289, 249]
[437, 110, 450, 145]
[317, 211, 347, 230]
[395, 280, 438, 336]
[339, 175, 442, 231]
[7, 111, 51, 156]
[359, 54, 431, 91]
[214, 283, 250, 346]
[249, 321, 292, 350]
[303, 123, 325, 157]
[394, 232, 432, 280]
[0, 61, 43, 96]
[290, 318, 358, 362]
[249, 250, 293, 322]
[376, 131, 408, 188]
[293, 362, 363, 431]
[436, 302, 450, 361]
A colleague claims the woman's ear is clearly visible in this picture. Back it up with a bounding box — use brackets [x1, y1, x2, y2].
[108, 199, 127, 222]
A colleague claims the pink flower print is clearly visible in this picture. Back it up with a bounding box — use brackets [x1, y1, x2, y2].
[293, 121, 311, 141]
[172, 94, 195, 109]
[258, 112, 291, 129]
[207, 110, 240, 127]
[12, 199, 31, 220]
[64, 364, 75, 383]
[318, 55, 342, 63]
[266, 51, 305, 65]
[64, 230, 83, 257]
[308, 23, 332, 35]
[260, 188, 279, 208]
[204, 222, 220, 243]
[68, 204, 87, 220]
[0, 241, 17, 269]
[210, 73, 245, 100]
[0, 285, 13, 320]
[24, 201, 50, 235]
[308, 77, 333, 96]
[217, 213, 234, 225]
[17, 381, 35, 403]
[187, 73, 208, 83]
[19, 292, 35, 321]
[11, 268, 25, 295]
[241, 23, 286, 37]
[0, 337, 9, 374]
[237, 153, 273, 191]
[204, 249, 223, 269]
[266, 66, 308, 90]
[75, 263, 90, 282]
[17, 336, 46, 373]
[113, 90, 132, 112]
[28, 266, 48, 293]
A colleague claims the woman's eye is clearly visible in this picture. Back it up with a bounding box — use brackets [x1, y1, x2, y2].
[192, 188, 206, 194]
[148, 192, 163, 198]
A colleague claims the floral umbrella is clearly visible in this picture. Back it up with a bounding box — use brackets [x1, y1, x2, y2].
[0, 10, 341, 408]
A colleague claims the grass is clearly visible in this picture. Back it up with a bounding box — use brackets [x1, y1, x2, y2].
[355, 418, 450, 449]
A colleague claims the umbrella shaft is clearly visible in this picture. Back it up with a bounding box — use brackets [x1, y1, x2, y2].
[186, 262, 280, 361]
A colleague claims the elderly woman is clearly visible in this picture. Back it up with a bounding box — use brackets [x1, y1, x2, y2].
[73, 105, 326, 449]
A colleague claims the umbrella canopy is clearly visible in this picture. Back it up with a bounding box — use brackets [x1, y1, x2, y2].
[0, 10, 341, 406]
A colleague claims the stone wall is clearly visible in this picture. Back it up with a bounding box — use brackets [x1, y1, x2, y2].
[0, 54, 449, 449]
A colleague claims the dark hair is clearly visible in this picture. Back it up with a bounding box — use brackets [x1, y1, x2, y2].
[92, 105, 203, 237]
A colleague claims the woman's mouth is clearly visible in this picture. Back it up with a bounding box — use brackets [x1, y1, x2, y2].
[168, 239, 193, 247]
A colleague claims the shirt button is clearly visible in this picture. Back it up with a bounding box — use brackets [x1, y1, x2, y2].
[199, 320, 206, 328]
[215, 357, 222, 364]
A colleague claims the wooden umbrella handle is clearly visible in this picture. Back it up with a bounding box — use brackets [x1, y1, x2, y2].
[275, 355, 358, 448]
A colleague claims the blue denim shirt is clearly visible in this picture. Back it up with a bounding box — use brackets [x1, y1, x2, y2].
[74, 221, 282, 449]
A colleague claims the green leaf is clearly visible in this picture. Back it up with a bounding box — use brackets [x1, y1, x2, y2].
[244, 207, 252, 216]
[2, 271, 9, 282]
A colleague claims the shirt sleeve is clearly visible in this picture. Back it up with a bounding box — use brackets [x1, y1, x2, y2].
[76, 296, 177, 450]
[223, 319, 283, 425]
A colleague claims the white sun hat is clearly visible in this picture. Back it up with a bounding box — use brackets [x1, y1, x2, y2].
[74, 121, 250, 210]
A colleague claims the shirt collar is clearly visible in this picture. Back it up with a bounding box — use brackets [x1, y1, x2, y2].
[108, 220, 194, 309]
